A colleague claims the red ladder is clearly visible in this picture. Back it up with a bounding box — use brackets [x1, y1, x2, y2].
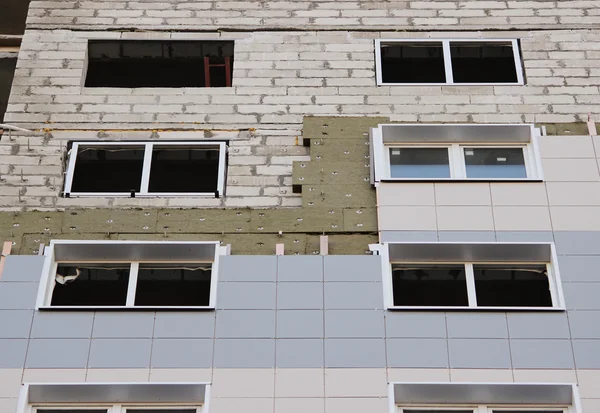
[204, 56, 232, 87]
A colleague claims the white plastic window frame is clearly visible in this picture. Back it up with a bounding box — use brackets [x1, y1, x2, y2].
[63, 141, 227, 198]
[397, 405, 572, 413]
[375, 38, 525, 86]
[35, 240, 228, 310]
[30, 405, 203, 413]
[373, 242, 566, 311]
[371, 124, 543, 183]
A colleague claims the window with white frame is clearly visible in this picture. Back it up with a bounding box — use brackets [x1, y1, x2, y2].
[63, 141, 227, 197]
[370, 124, 543, 182]
[375, 242, 565, 310]
[375, 39, 524, 85]
[32, 406, 201, 413]
[398, 406, 569, 413]
[37, 240, 226, 309]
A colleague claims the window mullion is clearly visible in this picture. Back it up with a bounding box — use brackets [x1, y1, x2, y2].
[442, 40, 454, 84]
[451, 144, 464, 179]
[63, 142, 80, 195]
[125, 262, 139, 307]
[139, 143, 153, 194]
[465, 263, 478, 307]
[511, 39, 525, 84]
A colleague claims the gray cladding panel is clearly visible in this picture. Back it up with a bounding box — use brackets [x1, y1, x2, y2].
[215, 310, 275, 338]
[0, 310, 34, 338]
[387, 338, 449, 368]
[446, 313, 508, 339]
[325, 310, 385, 338]
[0, 282, 40, 309]
[0, 339, 28, 368]
[385, 312, 447, 338]
[213, 338, 275, 368]
[507, 313, 571, 339]
[92, 312, 155, 338]
[26, 339, 90, 368]
[153, 312, 216, 338]
[219, 256, 277, 281]
[31, 312, 94, 338]
[216, 282, 276, 309]
[324, 282, 383, 309]
[276, 310, 324, 338]
[563, 283, 600, 310]
[276, 339, 324, 367]
[325, 338, 386, 367]
[448, 339, 511, 369]
[278, 255, 323, 281]
[88, 339, 152, 368]
[324, 255, 382, 281]
[2, 256, 46, 282]
[557, 255, 600, 282]
[151, 339, 214, 368]
[572, 340, 600, 368]
[277, 282, 323, 309]
[510, 339, 575, 369]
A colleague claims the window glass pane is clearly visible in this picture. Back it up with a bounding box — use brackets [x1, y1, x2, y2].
[404, 410, 474, 413]
[71, 146, 144, 193]
[148, 146, 221, 193]
[392, 264, 469, 306]
[380, 42, 446, 83]
[450, 42, 519, 83]
[37, 409, 109, 412]
[492, 411, 563, 413]
[51, 264, 130, 306]
[134, 264, 212, 306]
[126, 410, 197, 413]
[464, 147, 526, 179]
[390, 148, 450, 178]
[474, 264, 553, 307]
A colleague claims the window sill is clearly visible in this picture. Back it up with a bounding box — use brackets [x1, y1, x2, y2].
[65, 193, 218, 198]
[379, 178, 543, 183]
[377, 82, 525, 87]
[388, 306, 565, 311]
[39, 306, 216, 311]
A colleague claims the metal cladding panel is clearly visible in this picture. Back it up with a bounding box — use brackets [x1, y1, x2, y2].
[388, 243, 552, 263]
[381, 124, 532, 143]
[28, 383, 206, 403]
[52, 241, 218, 262]
[393, 383, 573, 405]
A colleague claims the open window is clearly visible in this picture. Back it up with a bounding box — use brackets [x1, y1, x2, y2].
[63, 141, 227, 198]
[390, 383, 579, 413]
[370, 124, 543, 183]
[85, 40, 234, 88]
[375, 39, 524, 85]
[36, 240, 228, 309]
[20, 383, 209, 413]
[372, 242, 565, 310]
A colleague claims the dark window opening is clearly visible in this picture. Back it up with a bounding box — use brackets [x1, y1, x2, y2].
[127, 410, 197, 413]
[450, 42, 518, 83]
[0, 57, 17, 123]
[392, 264, 468, 306]
[148, 146, 220, 193]
[404, 410, 474, 413]
[38, 410, 109, 413]
[70, 146, 144, 193]
[134, 264, 212, 306]
[474, 264, 553, 307]
[51, 264, 130, 306]
[85, 40, 234, 88]
[380, 42, 446, 83]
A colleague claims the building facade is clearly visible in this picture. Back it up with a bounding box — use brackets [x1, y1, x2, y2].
[0, 1, 600, 413]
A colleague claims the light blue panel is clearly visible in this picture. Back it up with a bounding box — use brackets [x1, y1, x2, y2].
[387, 338, 449, 368]
[0, 310, 34, 338]
[554, 232, 600, 255]
[0, 282, 39, 309]
[92, 313, 155, 338]
[446, 313, 508, 339]
[31, 312, 94, 338]
[448, 339, 511, 368]
[557, 256, 600, 282]
[151, 339, 214, 368]
[277, 283, 323, 310]
[216, 282, 276, 310]
[495, 231, 555, 242]
[216, 310, 275, 338]
[2, 256, 46, 282]
[438, 231, 496, 242]
[385, 312, 446, 338]
[0, 339, 28, 367]
[276, 339, 324, 367]
[214, 339, 275, 368]
[324, 282, 383, 309]
[563, 283, 600, 310]
[572, 340, 600, 368]
[507, 313, 570, 339]
[324, 255, 382, 282]
[219, 256, 277, 281]
[325, 339, 386, 367]
[154, 312, 216, 338]
[88, 339, 152, 368]
[510, 339, 574, 369]
[380, 231, 438, 243]
[26, 339, 90, 368]
[568, 311, 600, 338]
[324, 310, 385, 338]
[276, 310, 323, 338]
[278, 256, 323, 282]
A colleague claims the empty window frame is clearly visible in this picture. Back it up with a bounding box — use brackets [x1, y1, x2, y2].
[37, 241, 224, 309]
[370, 124, 543, 182]
[63, 142, 227, 197]
[378, 243, 565, 310]
[85, 40, 234, 88]
[398, 406, 570, 413]
[376, 39, 524, 85]
[32, 406, 201, 413]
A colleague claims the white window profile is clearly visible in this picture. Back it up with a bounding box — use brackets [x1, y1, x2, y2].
[36, 240, 229, 310]
[31, 405, 203, 413]
[372, 242, 565, 311]
[370, 124, 543, 183]
[397, 405, 572, 413]
[375, 38, 524, 86]
[63, 141, 227, 198]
